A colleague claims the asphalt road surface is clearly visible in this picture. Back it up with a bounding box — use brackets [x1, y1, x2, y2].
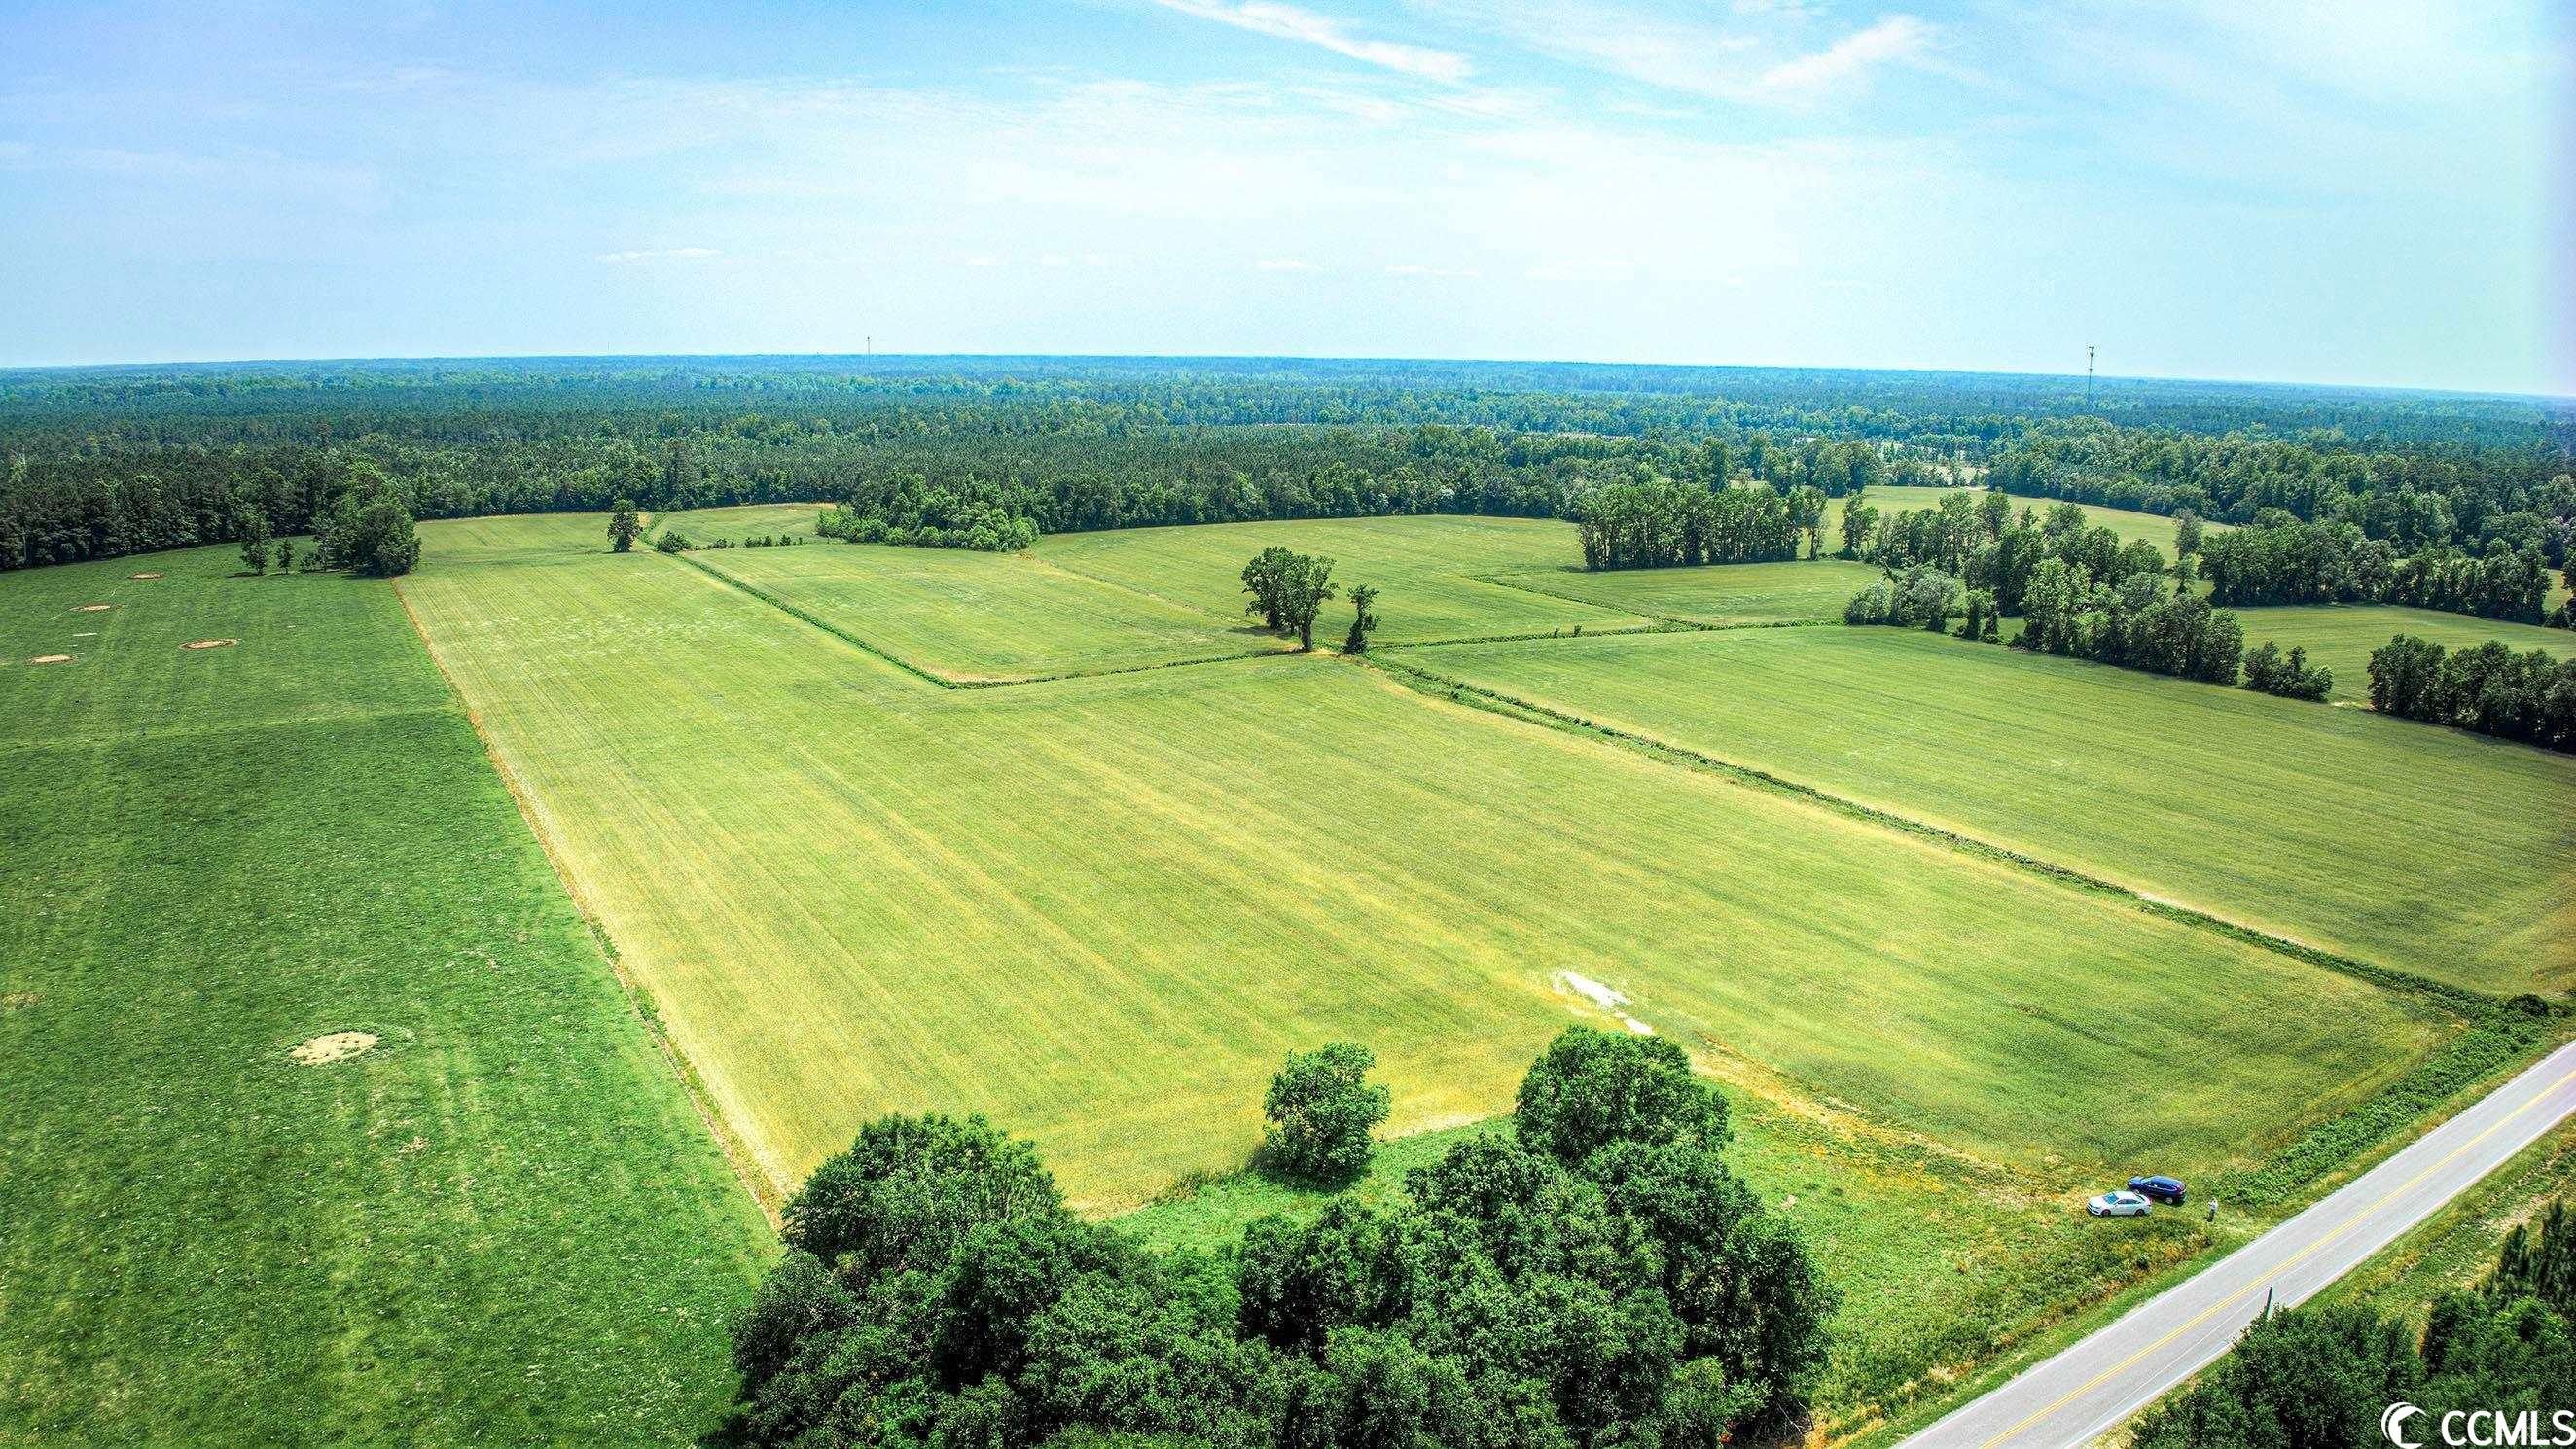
[1903, 1037, 2576, 1449]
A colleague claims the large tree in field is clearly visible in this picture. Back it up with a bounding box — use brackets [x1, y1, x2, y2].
[1244, 548, 1337, 648]
[608, 499, 641, 553]
[1277, 553, 1337, 648]
[1260, 1041, 1389, 1185]
[1240, 546, 1296, 630]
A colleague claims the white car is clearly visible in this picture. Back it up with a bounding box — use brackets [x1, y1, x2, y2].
[2088, 1190, 2152, 1218]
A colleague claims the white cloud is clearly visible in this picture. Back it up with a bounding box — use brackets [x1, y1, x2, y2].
[1409, 1, 1939, 106]
[597, 247, 721, 263]
[1153, 1, 1475, 84]
[1754, 16, 1931, 96]
[1256, 257, 1322, 270]
[1385, 263, 1480, 277]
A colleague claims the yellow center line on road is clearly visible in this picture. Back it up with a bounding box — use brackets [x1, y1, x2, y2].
[1972, 1060, 2576, 1449]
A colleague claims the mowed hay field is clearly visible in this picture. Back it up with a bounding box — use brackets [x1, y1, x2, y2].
[693, 542, 1281, 681]
[0, 548, 770, 1445]
[1035, 513, 1656, 644]
[398, 513, 2446, 1213]
[1403, 626, 2576, 994]
[2234, 603, 2576, 702]
[1490, 557, 1884, 625]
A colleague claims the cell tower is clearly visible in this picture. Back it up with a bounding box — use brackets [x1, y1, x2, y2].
[2086, 345, 2096, 406]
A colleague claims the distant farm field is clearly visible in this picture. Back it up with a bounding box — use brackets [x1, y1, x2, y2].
[1403, 626, 2576, 994]
[0, 548, 770, 1445]
[2233, 604, 2576, 702]
[396, 512, 2446, 1214]
[1493, 557, 1884, 625]
[695, 542, 1277, 681]
[1035, 514, 1655, 644]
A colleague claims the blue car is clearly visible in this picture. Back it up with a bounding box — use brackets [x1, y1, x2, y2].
[2129, 1175, 2187, 1205]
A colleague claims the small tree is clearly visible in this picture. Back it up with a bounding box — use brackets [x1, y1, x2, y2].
[235, 506, 271, 575]
[1342, 583, 1380, 654]
[2173, 509, 2204, 560]
[609, 499, 641, 553]
[1261, 1042, 1389, 1185]
[273, 537, 296, 573]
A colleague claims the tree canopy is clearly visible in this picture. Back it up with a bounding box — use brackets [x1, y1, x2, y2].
[729, 1028, 1834, 1449]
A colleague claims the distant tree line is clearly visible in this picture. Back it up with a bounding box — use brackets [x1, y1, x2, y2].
[1850, 490, 2171, 614]
[2136, 1200, 2576, 1448]
[2197, 512, 2564, 624]
[1574, 479, 1826, 570]
[0, 360, 2562, 573]
[2368, 636, 2576, 752]
[728, 1028, 1834, 1449]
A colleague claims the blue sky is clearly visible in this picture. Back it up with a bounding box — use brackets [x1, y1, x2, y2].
[2, 0, 2567, 392]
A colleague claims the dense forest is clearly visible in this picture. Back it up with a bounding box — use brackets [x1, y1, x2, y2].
[1, 356, 2567, 574]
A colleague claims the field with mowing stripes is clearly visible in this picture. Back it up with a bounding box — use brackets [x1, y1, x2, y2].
[396, 512, 2446, 1216]
[694, 542, 1279, 681]
[0, 548, 770, 1445]
[1402, 626, 2576, 994]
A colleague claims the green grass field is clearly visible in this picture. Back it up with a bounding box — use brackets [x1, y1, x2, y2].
[395, 513, 2448, 1217]
[693, 541, 1280, 681]
[2234, 604, 2576, 702]
[1401, 626, 2576, 995]
[0, 548, 771, 1444]
[654, 501, 833, 545]
[1036, 514, 1655, 645]
[1490, 557, 1884, 625]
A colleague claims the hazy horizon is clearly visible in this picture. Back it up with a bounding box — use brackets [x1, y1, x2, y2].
[5, 1, 2569, 393]
[5, 348, 2570, 404]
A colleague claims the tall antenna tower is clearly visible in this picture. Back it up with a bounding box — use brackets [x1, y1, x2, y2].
[2086, 345, 2096, 406]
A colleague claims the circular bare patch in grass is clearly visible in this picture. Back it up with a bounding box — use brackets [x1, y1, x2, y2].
[29, 654, 73, 665]
[290, 1031, 378, 1065]
[74, 603, 113, 613]
[182, 638, 237, 650]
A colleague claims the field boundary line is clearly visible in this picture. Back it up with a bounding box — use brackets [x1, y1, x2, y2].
[668, 549, 958, 689]
[1465, 565, 1850, 631]
[1367, 651, 2503, 1018]
[676, 548, 1294, 690]
[390, 577, 786, 1227]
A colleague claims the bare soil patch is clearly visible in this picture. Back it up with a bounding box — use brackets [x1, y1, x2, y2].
[290, 1031, 379, 1065]
[29, 654, 73, 666]
[1, 992, 36, 1013]
[182, 639, 237, 650]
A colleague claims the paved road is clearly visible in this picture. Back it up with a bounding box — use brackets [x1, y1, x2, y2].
[1903, 1037, 2576, 1449]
